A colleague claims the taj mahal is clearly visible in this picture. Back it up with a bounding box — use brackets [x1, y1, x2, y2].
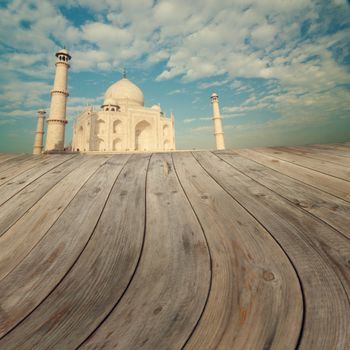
[72, 73, 176, 152]
[32, 48, 225, 154]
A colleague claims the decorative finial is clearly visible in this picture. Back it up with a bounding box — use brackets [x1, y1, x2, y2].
[122, 67, 127, 79]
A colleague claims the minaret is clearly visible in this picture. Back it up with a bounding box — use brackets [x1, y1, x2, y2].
[170, 112, 176, 150]
[211, 93, 225, 150]
[45, 48, 71, 152]
[32, 110, 46, 155]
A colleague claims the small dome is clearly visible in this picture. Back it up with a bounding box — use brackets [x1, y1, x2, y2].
[151, 104, 161, 110]
[104, 78, 144, 107]
[56, 48, 71, 59]
[102, 98, 118, 106]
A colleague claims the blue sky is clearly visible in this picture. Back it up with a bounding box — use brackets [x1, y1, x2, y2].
[0, 0, 349, 152]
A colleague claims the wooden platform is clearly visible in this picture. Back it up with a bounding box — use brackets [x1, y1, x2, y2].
[0, 143, 349, 349]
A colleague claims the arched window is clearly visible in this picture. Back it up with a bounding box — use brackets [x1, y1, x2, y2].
[135, 120, 152, 151]
[113, 120, 122, 133]
[97, 119, 105, 135]
[163, 125, 169, 138]
[164, 140, 170, 150]
[113, 138, 122, 151]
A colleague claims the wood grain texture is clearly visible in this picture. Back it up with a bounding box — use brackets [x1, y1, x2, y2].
[173, 152, 302, 350]
[0, 154, 149, 350]
[255, 147, 350, 181]
[306, 144, 350, 157]
[234, 149, 350, 202]
[0, 154, 25, 164]
[80, 153, 211, 350]
[217, 152, 350, 239]
[194, 151, 350, 350]
[0, 154, 76, 209]
[0, 154, 130, 338]
[0, 155, 84, 236]
[0, 144, 349, 350]
[0, 155, 111, 281]
[282, 146, 350, 167]
[0, 155, 41, 185]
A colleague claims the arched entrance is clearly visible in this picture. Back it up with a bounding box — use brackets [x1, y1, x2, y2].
[98, 138, 105, 151]
[163, 125, 169, 138]
[113, 120, 122, 134]
[113, 138, 123, 151]
[135, 121, 152, 151]
[163, 140, 170, 150]
[96, 119, 105, 135]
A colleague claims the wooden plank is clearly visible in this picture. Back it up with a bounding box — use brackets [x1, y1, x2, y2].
[0, 154, 25, 164]
[217, 152, 350, 239]
[0, 155, 84, 236]
[172, 152, 302, 349]
[0, 154, 130, 337]
[0, 154, 77, 210]
[316, 143, 350, 151]
[306, 144, 350, 157]
[194, 151, 350, 350]
[282, 146, 350, 168]
[0, 155, 111, 281]
[80, 153, 211, 350]
[0, 155, 38, 182]
[0, 156, 73, 188]
[234, 149, 350, 202]
[0, 154, 149, 349]
[255, 147, 350, 181]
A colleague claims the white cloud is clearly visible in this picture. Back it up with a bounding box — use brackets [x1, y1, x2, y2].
[251, 24, 277, 47]
[192, 125, 212, 133]
[1, 0, 349, 149]
[223, 102, 269, 113]
[167, 89, 185, 95]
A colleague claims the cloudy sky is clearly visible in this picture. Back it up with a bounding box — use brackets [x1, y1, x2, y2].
[0, 0, 349, 152]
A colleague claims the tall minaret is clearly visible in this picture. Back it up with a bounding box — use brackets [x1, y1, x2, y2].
[32, 110, 46, 155]
[45, 48, 71, 152]
[211, 93, 225, 150]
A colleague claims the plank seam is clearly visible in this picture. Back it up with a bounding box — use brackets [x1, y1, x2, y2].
[212, 152, 350, 305]
[216, 153, 350, 242]
[0, 156, 113, 283]
[233, 149, 350, 203]
[281, 148, 350, 169]
[0, 155, 130, 340]
[0, 156, 45, 187]
[254, 149, 350, 183]
[0, 154, 78, 209]
[171, 152, 213, 350]
[0, 156, 84, 238]
[75, 154, 152, 350]
[193, 151, 305, 349]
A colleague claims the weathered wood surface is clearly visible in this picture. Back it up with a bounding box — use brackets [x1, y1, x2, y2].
[234, 149, 350, 202]
[0, 154, 130, 337]
[307, 143, 350, 157]
[254, 147, 350, 181]
[173, 152, 302, 350]
[282, 146, 350, 167]
[217, 151, 350, 239]
[0, 155, 111, 280]
[194, 151, 350, 350]
[0, 153, 25, 164]
[0, 143, 349, 350]
[81, 153, 210, 350]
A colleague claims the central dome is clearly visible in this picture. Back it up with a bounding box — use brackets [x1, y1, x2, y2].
[104, 78, 144, 107]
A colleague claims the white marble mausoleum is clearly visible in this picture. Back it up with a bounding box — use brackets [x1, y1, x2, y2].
[72, 76, 176, 152]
